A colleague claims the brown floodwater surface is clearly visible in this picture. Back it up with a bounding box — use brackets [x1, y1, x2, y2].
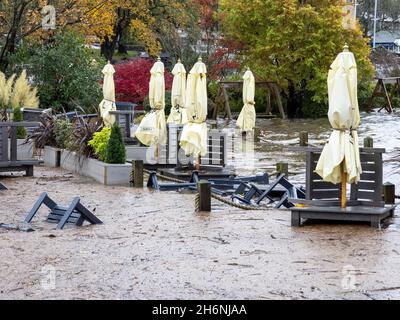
[0, 110, 400, 300]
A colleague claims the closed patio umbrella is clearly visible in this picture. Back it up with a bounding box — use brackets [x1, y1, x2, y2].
[237, 68, 256, 132]
[99, 62, 117, 126]
[135, 58, 167, 147]
[167, 59, 187, 125]
[180, 57, 208, 168]
[315, 44, 362, 208]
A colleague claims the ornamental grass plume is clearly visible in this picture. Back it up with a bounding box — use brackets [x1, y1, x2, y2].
[0, 72, 16, 120]
[10, 70, 39, 109]
[0, 71, 16, 109]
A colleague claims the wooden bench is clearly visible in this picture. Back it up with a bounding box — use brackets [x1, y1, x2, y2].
[289, 147, 396, 228]
[0, 122, 40, 177]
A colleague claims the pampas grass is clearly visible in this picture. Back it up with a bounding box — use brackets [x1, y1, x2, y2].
[10, 70, 39, 109]
[0, 72, 16, 109]
[0, 70, 39, 120]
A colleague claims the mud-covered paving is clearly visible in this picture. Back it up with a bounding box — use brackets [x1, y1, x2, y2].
[1, 166, 400, 300]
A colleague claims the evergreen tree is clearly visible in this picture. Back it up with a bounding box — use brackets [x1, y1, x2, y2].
[105, 122, 126, 164]
[13, 107, 27, 139]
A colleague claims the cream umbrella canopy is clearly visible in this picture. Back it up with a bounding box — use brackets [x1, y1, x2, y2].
[135, 58, 167, 146]
[99, 62, 117, 126]
[315, 44, 362, 208]
[180, 57, 208, 166]
[237, 68, 256, 132]
[167, 59, 187, 125]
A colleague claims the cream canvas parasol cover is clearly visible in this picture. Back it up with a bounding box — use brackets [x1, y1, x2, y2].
[135, 58, 167, 146]
[99, 62, 117, 126]
[237, 69, 256, 132]
[180, 58, 208, 157]
[315, 45, 362, 184]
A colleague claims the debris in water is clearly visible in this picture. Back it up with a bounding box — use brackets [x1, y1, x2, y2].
[0, 223, 34, 232]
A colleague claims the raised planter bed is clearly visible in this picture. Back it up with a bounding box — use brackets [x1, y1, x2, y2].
[44, 146, 62, 167]
[126, 145, 167, 165]
[60, 150, 131, 186]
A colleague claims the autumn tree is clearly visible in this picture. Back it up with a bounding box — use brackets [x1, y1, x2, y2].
[0, 0, 83, 72]
[221, 0, 374, 117]
[0, 0, 196, 72]
[76, 0, 195, 61]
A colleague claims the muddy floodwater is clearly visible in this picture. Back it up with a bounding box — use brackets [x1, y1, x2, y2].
[226, 110, 400, 187]
[1, 110, 400, 300]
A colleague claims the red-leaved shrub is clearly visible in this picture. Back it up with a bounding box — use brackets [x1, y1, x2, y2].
[114, 58, 173, 107]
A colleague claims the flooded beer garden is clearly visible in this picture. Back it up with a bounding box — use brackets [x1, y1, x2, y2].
[1, 0, 400, 302]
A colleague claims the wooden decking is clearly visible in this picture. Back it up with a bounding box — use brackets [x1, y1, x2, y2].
[291, 205, 395, 228]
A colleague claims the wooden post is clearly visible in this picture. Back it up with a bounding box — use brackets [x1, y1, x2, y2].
[270, 83, 287, 120]
[276, 162, 289, 178]
[300, 131, 309, 147]
[197, 180, 211, 212]
[266, 89, 272, 115]
[364, 137, 374, 148]
[383, 182, 395, 205]
[131, 160, 144, 188]
[221, 85, 233, 120]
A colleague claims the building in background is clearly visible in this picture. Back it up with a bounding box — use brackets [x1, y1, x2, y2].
[373, 30, 400, 54]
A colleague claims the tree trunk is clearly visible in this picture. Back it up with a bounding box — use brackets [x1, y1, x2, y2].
[286, 81, 300, 118]
[0, 2, 28, 72]
[117, 41, 128, 55]
[99, 8, 131, 61]
[101, 37, 117, 61]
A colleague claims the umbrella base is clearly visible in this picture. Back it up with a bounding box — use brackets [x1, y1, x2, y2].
[290, 205, 396, 228]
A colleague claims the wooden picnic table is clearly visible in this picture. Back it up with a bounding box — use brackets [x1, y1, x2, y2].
[213, 80, 287, 120]
[367, 77, 400, 113]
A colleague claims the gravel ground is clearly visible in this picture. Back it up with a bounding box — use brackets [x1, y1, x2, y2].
[1, 166, 400, 300]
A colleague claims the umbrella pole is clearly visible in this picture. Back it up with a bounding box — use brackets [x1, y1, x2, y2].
[196, 156, 200, 171]
[155, 145, 159, 163]
[341, 162, 347, 209]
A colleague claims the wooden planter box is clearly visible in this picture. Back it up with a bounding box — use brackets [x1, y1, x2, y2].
[44, 146, 62, 167]
[60, 150, 131, 186]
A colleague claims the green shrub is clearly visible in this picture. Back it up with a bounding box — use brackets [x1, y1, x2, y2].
[88, 127, 111, 162]
[143, 91, 172, 115]
[105, 123, 126, 164]
[300, 90, 328, 119]
[13, 107, 27, 139]
[208, 81, 220, 102]
[29, 31, 103, 113]
[358, 81, 375, 111]
[69, 118, 103, 159]
[54, 119, 73, 149]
